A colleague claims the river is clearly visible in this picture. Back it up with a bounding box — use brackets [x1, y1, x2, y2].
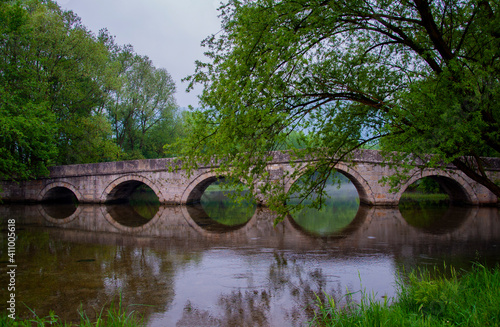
[1, 189, 499, 326]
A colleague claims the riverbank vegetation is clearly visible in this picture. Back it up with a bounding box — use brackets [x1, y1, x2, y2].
[0, 0, 186, 181]
[310, 264, 500, 327]
[400, 178, 450, 202]
[400, 193, 449, 201]
[0, 296, 144, 327]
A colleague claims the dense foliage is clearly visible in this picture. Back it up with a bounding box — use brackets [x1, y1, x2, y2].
[0, 0, 182, 180]
[177, 0, 500, 217]
[103, 40, 180, 160]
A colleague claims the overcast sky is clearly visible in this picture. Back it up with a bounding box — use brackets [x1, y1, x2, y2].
[56, 0, 223, 109]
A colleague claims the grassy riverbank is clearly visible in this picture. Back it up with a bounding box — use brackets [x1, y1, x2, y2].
[1, 297, 144, 327]
[400, 192, 449, 201]
[310, 263, 500, 326]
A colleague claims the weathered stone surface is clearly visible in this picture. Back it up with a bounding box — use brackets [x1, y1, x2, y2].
[0, 150, 498, 206]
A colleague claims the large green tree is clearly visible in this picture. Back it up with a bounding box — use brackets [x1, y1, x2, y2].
[25, 0, 122, 165]
[0, 0, 58, 179]
[106, 44, 178, 159]
[178, 0, 500, 214]
[0, 0, 121, 179]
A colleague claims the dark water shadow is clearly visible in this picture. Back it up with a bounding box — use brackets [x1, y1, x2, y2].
[41, 203, 78, 220]
[184, 187, 256, 232]
[105, 203, 158, 228]
[186, 202, 254, 232]
[399, 200, 470, 234]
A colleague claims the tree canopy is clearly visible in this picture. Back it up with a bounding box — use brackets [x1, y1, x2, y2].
[178, 0, 500, 215]
[0, 0, 182, 180]
[0, 0, 105, 177]
[105, 43, 178, 160]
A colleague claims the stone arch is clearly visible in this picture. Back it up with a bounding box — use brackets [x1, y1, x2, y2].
[181, 171, 226, 204]
[38, 182, 82, 203]
[100, 175, 163, 203]
[180, 171, 258, 234]
[286, 162, 376, 205]
[395, 170, 479, 205]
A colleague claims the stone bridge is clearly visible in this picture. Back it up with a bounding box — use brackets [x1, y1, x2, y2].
[1, 150, 499, 206]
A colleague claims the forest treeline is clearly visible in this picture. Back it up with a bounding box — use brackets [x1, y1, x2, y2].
[0, 0, 187, 180]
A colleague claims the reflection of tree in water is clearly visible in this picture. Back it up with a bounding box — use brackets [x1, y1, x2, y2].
[175, 252, 352, 326]
[201, 189, 256, 226]
[176, 301, 220, 327]
[5, 229, 195, 323]
[101, 247, 176, 316]
[399, 201, 469, 234]
[217, 289, 271, 327]
[11, 231, 112, 321]
[265, 252, 352, 322]
[290, 197, 360, 236]
[41, 203, 78, 219]
[128, 185, 160, 220]
[288, 172, 360, 236]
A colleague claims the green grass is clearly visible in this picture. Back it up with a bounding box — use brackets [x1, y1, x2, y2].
[400, 193, 449, 201]
[309, 263, 500, 326]
[0, 295, 144, 327]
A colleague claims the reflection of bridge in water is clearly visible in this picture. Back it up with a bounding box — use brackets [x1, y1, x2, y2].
[7, 203, 499, 256]
[3, 203, 499, 325]
[1, 150, 499, 206]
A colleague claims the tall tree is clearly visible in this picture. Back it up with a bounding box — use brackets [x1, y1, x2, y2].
[106, 45, 177, 159]
[0, 0, 120, 178]
[178, 0, 500, 215]
[0, 0, 58, 179]
[0, 0, 122, 179]
[24, 0, 121, 164]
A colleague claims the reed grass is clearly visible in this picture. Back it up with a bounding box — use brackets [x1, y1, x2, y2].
[0, 294, 144, 327]
[309, 263, 500, 326]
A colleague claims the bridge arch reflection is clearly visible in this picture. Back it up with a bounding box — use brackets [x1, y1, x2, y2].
[31, 203, 492, 250]
[37, 182, 82, 222]
[399, 205, 472, 234]
[286, 204, 370, 239]
[102, 205, 165, 232]
[181, 205, 258, 234]
[38, 201, 82, 224]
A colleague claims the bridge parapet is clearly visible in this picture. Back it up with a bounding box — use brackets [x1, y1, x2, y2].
[48, 158, 181, 178]
[45, 149, 500, 178]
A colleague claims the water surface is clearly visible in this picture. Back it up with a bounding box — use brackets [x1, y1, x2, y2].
[1, 199, 499, 326]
